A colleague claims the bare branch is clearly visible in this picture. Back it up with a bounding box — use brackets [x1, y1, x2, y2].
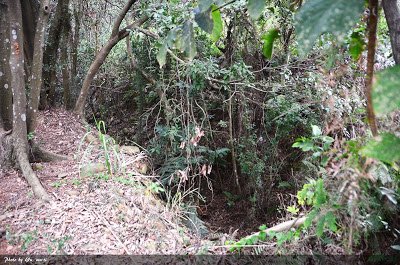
[112, 0, 137, 36]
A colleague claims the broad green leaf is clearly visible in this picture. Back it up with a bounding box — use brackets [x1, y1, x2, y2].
[372, 65, 400, 115]
[248, 0, 266, 20]
[166, 28, 179, 47]
[295, 0, 364, 56]
[292, 137, 314, 151]
[349, 31, 365, 61]
[261, 29, 280, 59]
[361, 133, 400, 164]
[311, 125, 322, 136]
[157, 43, 168, 68]
[199, 0, 213, 12]
[182, 21, 197, 60]
[211, 5, 223, 42]
[195, 7, 214, 33]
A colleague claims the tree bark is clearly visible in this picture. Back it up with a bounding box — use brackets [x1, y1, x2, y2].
[73, 0, 145, 116]
[62, 20, 72, 110]
[70, 1, 81, 98]
[40, 0, 69, 109]
[20, 0, 39, 72]
[382, 0, 400, 64]
[365, 0, 379, 137]
[8, 0, 50, 201]
[26, 0, 50, 134]
[0, 1, 13, 131]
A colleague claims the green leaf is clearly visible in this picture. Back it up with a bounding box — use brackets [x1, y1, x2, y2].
[292, 137, 314, 151]
[360, 133, 400, 164]
[295, 0, 364, 56]
[261, 29, 280, 59]
[248, 0, 266, 20]
[349, 31, 365, 61]
[316, 215, 325, 237]
[304, 209, 318, 228]
[211, 5, 223, 42]
[372, 65, 400, 115]
[156, 43, 168, 68]
[324, 211, 337, 232]
[199, 0, 213, 12]
[195, 7, 214, 33]
[182, 21, 197, 60]
[311, 125, 322, 136]
[166, 28, 178, 47]
[287, 205, 299, 214]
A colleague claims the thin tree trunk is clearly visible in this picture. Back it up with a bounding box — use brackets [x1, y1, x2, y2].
[27, 0, 50, 134]
[228, 92, 241, 194]
[8, 0, 50, 201]
[382, 0, 400, 65]
[365, 0, 379, 136]
[74, 1, 147, 116]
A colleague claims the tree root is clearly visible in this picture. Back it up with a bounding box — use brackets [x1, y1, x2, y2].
[30, 143, 71, 163]
[16, 143, 51, 202]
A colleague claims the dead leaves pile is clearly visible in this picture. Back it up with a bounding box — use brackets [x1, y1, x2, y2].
[0, 109, 200, 254]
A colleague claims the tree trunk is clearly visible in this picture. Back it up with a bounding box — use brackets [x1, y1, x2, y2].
[40, 0, 69, 109]
[26, 0, 50, 134]
[73, 1, 146, 116]
[62, 19, 72, 110]
[20, 0, 39, 73]
[70, 1, 81, 99]
[365, 0, 379, 137]
[382, 0, 400, 64]
[8, 0, 50, 201]
[0, 1, 12, 131]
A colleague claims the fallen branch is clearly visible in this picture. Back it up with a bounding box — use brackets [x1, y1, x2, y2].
[239, 217, 306, 243]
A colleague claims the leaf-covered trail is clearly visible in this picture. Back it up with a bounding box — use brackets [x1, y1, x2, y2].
[0, 109, 206, 255]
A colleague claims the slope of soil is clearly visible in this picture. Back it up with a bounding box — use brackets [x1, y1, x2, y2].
[0, 109, 203, 255]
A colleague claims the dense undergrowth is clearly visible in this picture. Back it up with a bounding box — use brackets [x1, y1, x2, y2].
[51, 0, 400, 255]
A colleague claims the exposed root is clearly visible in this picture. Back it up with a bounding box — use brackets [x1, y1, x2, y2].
[16, 144, 51, 202]
[30, 143, 71, 163]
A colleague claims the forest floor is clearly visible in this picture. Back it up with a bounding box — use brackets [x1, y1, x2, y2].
[0, 109, 343, 256]
[0, 109, 230, 255]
